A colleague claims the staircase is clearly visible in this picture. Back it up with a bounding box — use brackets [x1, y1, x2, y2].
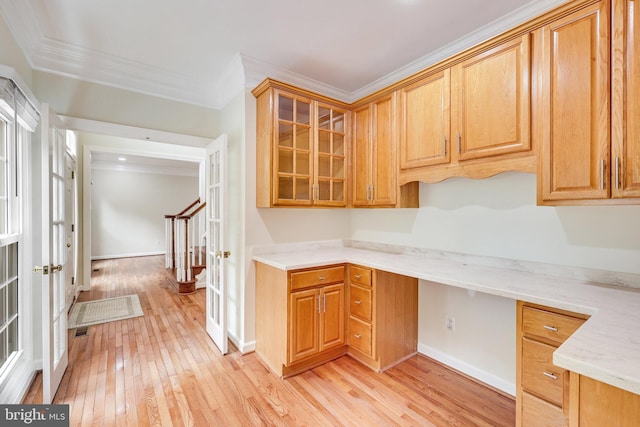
[165, 198, 207, 294]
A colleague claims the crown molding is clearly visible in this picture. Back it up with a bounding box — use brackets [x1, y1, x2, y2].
[2, 0, 568, 110]
[240, 54, 352, 103]
[0, 0, 219, 109]
[32, 37, 219, 109]
[351, 0, 568, 101]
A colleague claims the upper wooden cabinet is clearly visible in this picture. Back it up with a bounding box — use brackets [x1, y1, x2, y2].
[537, 0, 640, 205]
[352, 93, 419, 208]
[536, 0, 610, 203]
[254, 80, 349, 207]
[452, 35, 531, 161]
[399, 33, 533, 183]
[611, 0, 640, 199]
[352, 93, 408, 207]
[399, 69, 451, 169]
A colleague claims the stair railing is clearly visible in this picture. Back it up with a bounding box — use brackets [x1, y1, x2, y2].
[164, 198, 201, 269]
[175, 202, 206, 283]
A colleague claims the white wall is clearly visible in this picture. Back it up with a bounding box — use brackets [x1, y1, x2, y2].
[90, 168, 198, 259]
[350, 172, 640, 394]
[0, 14, 32, 85]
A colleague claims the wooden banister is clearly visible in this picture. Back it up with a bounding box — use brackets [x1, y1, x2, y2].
[178, 197, 201, 215]
[177, 202, 206, 220]
[165, 198, 207, 293]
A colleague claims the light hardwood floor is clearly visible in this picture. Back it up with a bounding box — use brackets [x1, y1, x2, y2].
[23, 255, 515, 426]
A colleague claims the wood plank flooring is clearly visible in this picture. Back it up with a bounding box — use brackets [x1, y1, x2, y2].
[23, 255, 515, 426]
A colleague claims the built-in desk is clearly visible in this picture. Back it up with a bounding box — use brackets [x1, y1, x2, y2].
[253, 243, 640, 398]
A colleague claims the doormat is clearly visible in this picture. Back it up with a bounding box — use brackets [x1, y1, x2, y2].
[68, 294, 143, 329]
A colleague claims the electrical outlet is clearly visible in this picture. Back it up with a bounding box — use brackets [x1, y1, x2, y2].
[446, 317, 455, 331]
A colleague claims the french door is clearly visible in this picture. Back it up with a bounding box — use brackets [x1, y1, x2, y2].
[205, 134, 228, 354]
[39, 104, 69, 404]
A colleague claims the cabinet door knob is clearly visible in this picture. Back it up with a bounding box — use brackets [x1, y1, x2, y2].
[543, 371, 558, 380]
[354, 334, 362, 339]
[318, 276, 326, 281]
[354, 300, 362, 305]
[354, 274, 361, 279]
[543, 325, 558, 332]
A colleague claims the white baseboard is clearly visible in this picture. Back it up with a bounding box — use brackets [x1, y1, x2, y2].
[91, 251, 165, 260]
[418, 344, 515, 397]
[228, 333, 256, 354]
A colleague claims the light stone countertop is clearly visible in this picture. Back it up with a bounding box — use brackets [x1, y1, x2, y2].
[252, 242, 640, 396]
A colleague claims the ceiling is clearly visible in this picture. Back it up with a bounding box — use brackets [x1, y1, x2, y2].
[0, 0, 567, 109]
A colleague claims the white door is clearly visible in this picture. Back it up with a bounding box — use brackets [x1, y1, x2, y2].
[64, 152, 77, 312]
[39, 104, 69, 404]
[205, 134, 228, 354]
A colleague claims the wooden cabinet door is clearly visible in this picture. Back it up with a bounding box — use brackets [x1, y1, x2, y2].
[400, 70, 451, 169]
[452, 34, 531, 161]
[537, 1, 610, 202]
[612, 0, 640, 198]
[571, 373, 640, 426]
[288, 288, 319, 363]
[319, 284, 345, 351]
[273, 91, 314, 206]
[352, 104, 372, 207]
[370, 94, 397, 206]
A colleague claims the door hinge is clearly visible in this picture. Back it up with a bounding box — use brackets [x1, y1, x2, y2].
[71, 171, 75, 179]
[72, 224, 75, 232]
[71, 276, 75, 285]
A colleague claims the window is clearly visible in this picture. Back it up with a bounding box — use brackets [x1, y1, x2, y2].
[0, 76, 38, 381]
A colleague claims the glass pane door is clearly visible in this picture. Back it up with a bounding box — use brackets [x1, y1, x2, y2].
[275, 93, 313, 204]
[315, 103, 347, 206]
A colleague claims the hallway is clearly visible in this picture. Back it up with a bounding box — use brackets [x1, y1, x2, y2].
[23, 255, 514, 426]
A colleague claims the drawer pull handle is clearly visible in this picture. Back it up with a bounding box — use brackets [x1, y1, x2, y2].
[543, 371, 558, 380]
[354, 274, 361, 279]
[354, 300, 362, 305]
[318, 276, 326, 281]
[543, 325, 558, 332]
[354, 334, 362, 339]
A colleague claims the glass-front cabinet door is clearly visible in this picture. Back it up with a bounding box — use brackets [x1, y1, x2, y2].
[273, 90, 348, 207]
[275, 92, 313, 205]
[315, 104, 347, 206]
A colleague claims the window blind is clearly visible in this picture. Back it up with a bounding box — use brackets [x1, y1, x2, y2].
[0, 77, 39, 132]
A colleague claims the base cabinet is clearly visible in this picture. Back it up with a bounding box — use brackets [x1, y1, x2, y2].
[516, 301, 588, 426]
[256, 261, 418, 377]
[346, 265, 418, 371]
[569, 372, 640, 426]
[256, 262, 347, 377]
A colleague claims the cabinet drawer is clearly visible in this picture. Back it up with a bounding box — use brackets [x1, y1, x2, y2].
[522, 337, 565, 407]
[290, 266, 344, 291]
[522, 391, 566, 427]
[522, 306, 584, 345]
[349, 265, 372, 287]
[348, 316, 372, 356]
[349, 284, 372, 321]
